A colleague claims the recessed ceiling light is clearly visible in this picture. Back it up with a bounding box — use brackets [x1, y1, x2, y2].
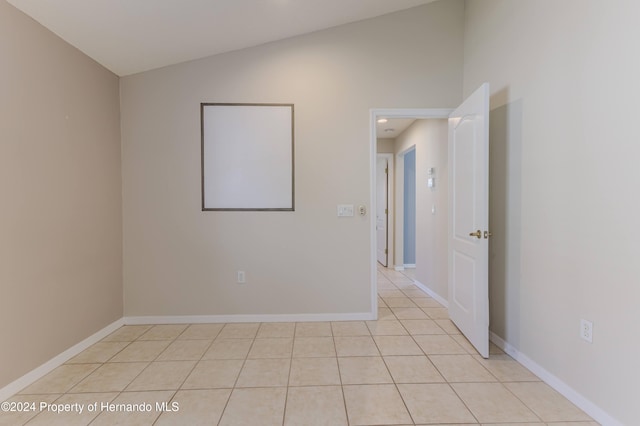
[377, 118, 388, 124]
[384, 128, 395, 132]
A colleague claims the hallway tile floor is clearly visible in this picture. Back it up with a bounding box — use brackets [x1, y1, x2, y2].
[1, 267, 599, 425]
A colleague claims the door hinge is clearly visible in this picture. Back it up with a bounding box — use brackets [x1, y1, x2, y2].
[385, 167, 388, 174]
[385, 208, 388, 214]
[385, 249, 388, 254]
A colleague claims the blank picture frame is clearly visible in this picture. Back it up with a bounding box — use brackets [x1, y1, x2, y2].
[201, 103, 294, 211]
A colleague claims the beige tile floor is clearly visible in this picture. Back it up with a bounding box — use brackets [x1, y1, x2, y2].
[1, 267, 599, 426]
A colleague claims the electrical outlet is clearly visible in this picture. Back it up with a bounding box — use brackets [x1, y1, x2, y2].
[237, 271, 246, 284]
[580, 319, 593, 343]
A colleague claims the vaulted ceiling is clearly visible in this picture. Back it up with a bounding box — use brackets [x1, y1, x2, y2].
[7, 0, 436, 76]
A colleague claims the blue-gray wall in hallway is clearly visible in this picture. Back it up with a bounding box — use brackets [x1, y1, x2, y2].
[404, 149, 416, 265]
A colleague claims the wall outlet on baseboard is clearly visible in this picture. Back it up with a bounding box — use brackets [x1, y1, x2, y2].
[237, 271, 246, 284]
[580, 319, 593, 343]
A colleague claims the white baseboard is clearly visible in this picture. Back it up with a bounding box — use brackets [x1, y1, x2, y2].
[394, 265, 405, 271]
[2, 310, 620, 425]
[403, 264, 416, 269]
[0, 311, 376, 401]
[0, 318, 124, 402]
[413, 279, 449, 308]
[124, 312, 376, 325]
[489, 331, 622, 426]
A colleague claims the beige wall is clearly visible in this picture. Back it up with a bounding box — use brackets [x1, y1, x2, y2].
[376, 138, 395, 154]
[393, 120, 448, 299]
[120, 0, 464, 317]
[0, 1, 122, 388]
[1, 0, 634, 421]
[464, 1, 640, 424]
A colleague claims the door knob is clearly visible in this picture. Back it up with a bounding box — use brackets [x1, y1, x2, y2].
[469, 230, 482, 239]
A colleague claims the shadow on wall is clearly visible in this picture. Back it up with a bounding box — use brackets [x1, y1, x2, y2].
[489, 88, 523, 349]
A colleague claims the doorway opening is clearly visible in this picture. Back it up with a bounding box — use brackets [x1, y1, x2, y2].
[369, 108, 452, 315]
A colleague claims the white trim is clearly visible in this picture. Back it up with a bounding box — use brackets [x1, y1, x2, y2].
[394, 265, 405, 271]
[0, 311, 375, 401]
[124, 312, 375, 325]
[0, 318, 124, 402]
[413, 279, 449, 308]
[373, 108, 454, 119]
[369, 110, 379, 319]
[489, 332, 623, 426]
[403, 263, 416, 269]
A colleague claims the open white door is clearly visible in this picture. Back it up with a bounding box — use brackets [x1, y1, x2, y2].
[448, 83, 490, 358]
[376, 156, 389, 266]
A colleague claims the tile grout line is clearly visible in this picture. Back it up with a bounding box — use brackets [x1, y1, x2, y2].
[123, 325, 185, 425]
[280, 322, 298, 426]
[6, 268, 596, 426]
[394, 275, 484, 425]
[214, 323, 258, 426]
[493, 380, 546, 423]
[330, 321, 351, 426]
[87, 325, 183, 425]
[368, 309, 418, 426]
[387, 267, 546, 425]
[151, 325, 223, 425]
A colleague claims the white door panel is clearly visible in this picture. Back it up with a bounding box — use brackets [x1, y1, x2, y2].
[448, 83, 490, 358]
[376, 156, 389, 266]
[452, 251, 475, 313]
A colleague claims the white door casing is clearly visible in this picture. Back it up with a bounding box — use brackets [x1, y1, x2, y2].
[376, 156, 389, 266]
[448, 83, 490, 358]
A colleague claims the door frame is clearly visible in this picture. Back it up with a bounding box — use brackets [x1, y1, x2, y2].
[376, 153, 394, 267]
[369, 108, 453, 316]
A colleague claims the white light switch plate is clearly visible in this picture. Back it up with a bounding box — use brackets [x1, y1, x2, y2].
[337, 204, 354, 217]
